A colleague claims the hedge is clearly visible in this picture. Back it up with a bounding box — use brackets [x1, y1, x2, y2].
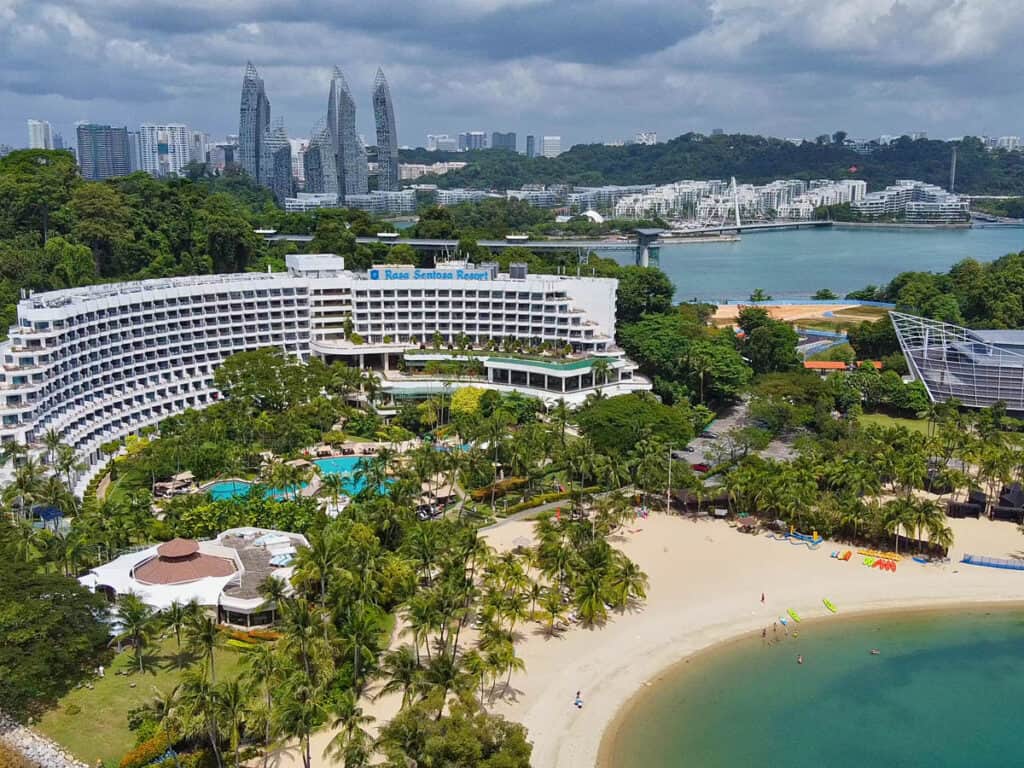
[505, 486, 601, 515]
[120, 731, 174, 768]
[469, 476, 527, 502]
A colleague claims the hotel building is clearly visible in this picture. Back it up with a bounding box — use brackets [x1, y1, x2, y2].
[0, 256, 648, 486]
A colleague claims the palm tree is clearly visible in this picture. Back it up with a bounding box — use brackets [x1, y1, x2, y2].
[293, 528, 342, 602]
[573, 571, 609, 627]
[590, 358, 611, 388]
[185, 612, 222, 683]
[242, 643, 282, 768]
[42, 429, 63, 465]
[420, 653, 473, 720]
[324, 689, 375, 765]
[339, 602, 381, 690]
[321, 474, 347, 515]
[549, 399, 571, 447]
[180, 667, 224, 768]
[376, 644, 422, 709]
[274, 673, 326, 768]
[114, 593, 156, 673]
[540, 588, 567, 636]
[162, 599, 199, 651]
[0, 440, 26, 467]
[606, 556, 649, 611]
[216, 678, 248, 768]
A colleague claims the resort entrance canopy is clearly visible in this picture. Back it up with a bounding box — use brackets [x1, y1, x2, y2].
[890, 311, 1024, 410]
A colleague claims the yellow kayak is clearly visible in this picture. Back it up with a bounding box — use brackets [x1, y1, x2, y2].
[787, 608, 802, 623]
[823, 598, 837, 614]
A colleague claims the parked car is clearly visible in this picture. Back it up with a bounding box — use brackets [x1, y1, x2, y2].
[670, 447, 696, 460]
[691, 463, 711, 473]
[701, 430, 720, 439]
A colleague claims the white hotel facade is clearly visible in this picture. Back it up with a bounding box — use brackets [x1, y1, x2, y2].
[0, 255, 648, 484]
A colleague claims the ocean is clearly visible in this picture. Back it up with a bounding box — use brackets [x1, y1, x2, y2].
[602, 607, 1024, 768]
[613, 226, 1024, 301]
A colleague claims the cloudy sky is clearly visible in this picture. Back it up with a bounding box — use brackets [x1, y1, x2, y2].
[2, 0, 1023, 151]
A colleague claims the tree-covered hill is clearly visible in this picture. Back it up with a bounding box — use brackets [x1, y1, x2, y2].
[408, 134, 1024, 194]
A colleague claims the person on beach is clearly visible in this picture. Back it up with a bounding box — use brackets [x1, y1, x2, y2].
[761, 592, 765, 604]
[574, 691, 584, 709]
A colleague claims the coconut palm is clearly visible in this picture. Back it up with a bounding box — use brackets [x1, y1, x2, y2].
[185, 612, 222, 683]
[376, 644, 422, 709]
[274, 675, 327, 768]
[605, 555, 649, 610]
[42, 429, 62, 465]
[293, 528, 343, 602]
[540, 588, 567, 637]
[179, 667, 224, 768]
[573, 571, 609, 627]
[115, 592, 156, 673]
[242, 643, 283, 768]
[162, 599, 199, 650]
[324, 689, 375, 765]
[216, 678, 248, 768]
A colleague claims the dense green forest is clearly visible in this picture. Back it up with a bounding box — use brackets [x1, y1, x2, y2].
[411, 134, 1024, 193]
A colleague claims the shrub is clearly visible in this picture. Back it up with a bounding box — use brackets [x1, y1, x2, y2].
[120, 731, 173, 768]
[247, 629, 281, 641]
[469, 476, 527, 502]
[505, 486, 601, 514]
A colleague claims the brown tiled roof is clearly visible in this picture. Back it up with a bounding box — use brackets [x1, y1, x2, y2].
[134, 552, 236, 585]
[158, 538, 200, 559]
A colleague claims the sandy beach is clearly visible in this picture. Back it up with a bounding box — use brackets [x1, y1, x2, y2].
[482, 514, 1024, 768]
[712, 303, 861, 323]
[270, 512, 1024, 767]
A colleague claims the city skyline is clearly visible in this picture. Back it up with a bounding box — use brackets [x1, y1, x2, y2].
[5, 1, 1024, 151]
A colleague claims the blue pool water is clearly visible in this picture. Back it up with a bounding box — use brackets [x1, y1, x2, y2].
[206, 456, 370, 501]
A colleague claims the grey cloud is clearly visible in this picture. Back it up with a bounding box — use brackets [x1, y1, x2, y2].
[2, 0, 1024, 151]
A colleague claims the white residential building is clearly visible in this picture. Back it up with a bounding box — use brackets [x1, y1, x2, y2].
[399, 162, 468, 180]
[27, 119, 54, 150]
[633, 131, 657, 146]
[426, 134, 458, 152]
[542, 136, 562, 158]
[138, 124, 192, 177]
[852, 180, 968, 223]
[0, 256, 647, 483]
[435, 188, 500, 206]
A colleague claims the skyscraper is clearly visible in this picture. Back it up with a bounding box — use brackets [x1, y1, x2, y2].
[526, 135, 536, 158]
[238, 62, 271, 180]
[491, 132, 517, 152]
[372, 68, 399, 192]
[303, 119, 338, 195]
[542, 136, 562, 158]
[76, 124, 131, 180]
[138, 124, 191, 177]
[458, 131, 488, 151]
[128, 131, 142, 172]
[52, 132, 65, 150]
[259, 122, 293, 203]
[27, 119, 54, 149]
[328, 67, 368, 199]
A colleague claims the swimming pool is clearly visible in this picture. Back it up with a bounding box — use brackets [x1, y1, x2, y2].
[205, 456, 371, 501]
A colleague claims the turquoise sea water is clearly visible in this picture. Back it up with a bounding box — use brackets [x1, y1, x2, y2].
[206, 456, 368, 500]
[623, 227, 1024, 301]
[604, 609, 1024, 768]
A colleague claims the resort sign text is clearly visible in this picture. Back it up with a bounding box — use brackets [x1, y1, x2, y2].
[369, 267, 491, 281]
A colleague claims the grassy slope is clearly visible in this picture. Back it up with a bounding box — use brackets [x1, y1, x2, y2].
[858, 412, 930, 435]
[37, 637, 245, 766]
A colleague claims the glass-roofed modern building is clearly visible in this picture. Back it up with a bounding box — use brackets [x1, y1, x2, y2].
[891, 311, 1024, 410]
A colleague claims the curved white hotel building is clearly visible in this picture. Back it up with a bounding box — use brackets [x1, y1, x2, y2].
[0, 255, 648, 478]
[891, 311, 1024, 410]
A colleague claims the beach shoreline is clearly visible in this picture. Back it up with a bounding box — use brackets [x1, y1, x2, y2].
[594, 599, 1024, 768]
[480, 513, 1024, 768]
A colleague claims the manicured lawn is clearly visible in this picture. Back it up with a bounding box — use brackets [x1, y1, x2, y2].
[858, 412, 930, 435]
[37, 636, 246, 767]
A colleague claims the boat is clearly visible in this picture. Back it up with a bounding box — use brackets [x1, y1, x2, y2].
[787, 608, 802, 623]
[823, 598, 837, 613]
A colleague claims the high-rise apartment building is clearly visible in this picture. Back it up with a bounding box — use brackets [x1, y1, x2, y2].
[128, 131, 142, 172]
[458, 131, 488, 151]
[76, 124, 131, 180]
[542, 136, 561, 158]
[27, 119, 54, 149]
[633, 131, 657, 146]
[190, 131, 210, 165]
[372, 68, 399, 192]
[526, 135, 536, 158]
[239, 62, 271, 180]
[328, 67, 368, 199]
[289, 138, 308, 185]
[491, 132, 517, 152]
[259, 123, 293, 203]
[427, 134, 458, 152]
[303, 120, 338, 196]
[138, 124, 191, 177]
[52, 132, 65, 150]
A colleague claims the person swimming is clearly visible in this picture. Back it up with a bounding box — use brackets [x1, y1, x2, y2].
[870, 649, 881, 655]
[797, 655, 804, 665]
